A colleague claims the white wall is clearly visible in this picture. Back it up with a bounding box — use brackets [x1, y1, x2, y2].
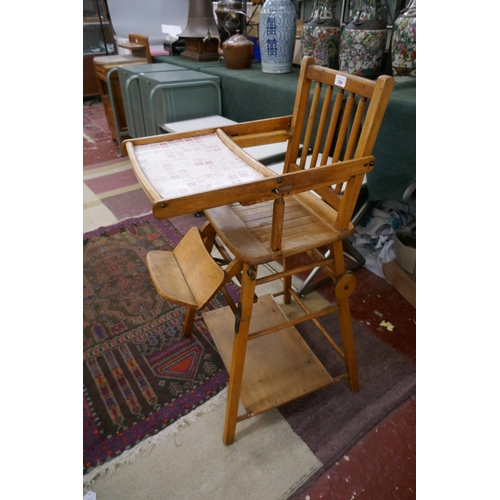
[107, 0, 190, 45]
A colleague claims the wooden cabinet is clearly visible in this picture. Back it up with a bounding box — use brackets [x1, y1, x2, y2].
[83, 55, 99, 98]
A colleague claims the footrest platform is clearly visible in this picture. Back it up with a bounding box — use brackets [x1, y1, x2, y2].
[203, 294, 334, 417]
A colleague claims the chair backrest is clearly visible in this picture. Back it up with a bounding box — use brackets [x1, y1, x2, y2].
[128, 33, 152, 63]
[283, 57, 394, 231]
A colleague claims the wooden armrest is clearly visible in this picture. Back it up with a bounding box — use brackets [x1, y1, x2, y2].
[150, 155, 374, 219]
[228, 130, 291, 149]
[122, 116, 293, 154]
[218, 115, 293, 143]
[125, 128, 373, 222]
[118, 41, 146, 50]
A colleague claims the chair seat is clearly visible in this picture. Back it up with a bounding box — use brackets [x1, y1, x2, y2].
[205, 192, 355, 265]
[147, 251, 197, 306]
[146, 227, 226, 309]
[93, 54, 148, 67]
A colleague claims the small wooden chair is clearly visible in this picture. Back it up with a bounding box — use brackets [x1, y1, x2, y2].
[124, 56, 394, 445]
[146, 227, 226, 337]
[117, 33, 153, 64]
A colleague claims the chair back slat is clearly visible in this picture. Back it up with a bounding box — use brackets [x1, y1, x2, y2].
[345, 96, 367, 161]
[299, 82, 322, 168]
[310, 84, 334, 169]
[331, 92, 350, 162]
[320, 88, 344, 168]
[332, 95, 367, 194]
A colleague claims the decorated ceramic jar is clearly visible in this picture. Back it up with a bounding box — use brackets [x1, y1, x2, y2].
[391, 0, 416, 77]
[339, 0, 387, 79]
[300, 0, 340, 68]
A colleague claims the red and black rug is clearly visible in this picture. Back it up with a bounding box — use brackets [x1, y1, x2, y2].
[83, 215, 237, 474]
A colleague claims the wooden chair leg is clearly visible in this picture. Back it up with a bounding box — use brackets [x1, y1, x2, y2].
[200, 221, 216, 252]
[331, 241, 359, 392]
[282, 256, 293, 304]
[223, 263, 257, 445]
[182, 306, 196, 337]
[337, 296, 359, 391]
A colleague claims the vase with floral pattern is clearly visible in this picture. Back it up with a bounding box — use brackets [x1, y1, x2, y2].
[259, 0, 297, 74]
[339, 0, 387, 79]
[391, 0, 416, 77]
[300, 0, 340, 68]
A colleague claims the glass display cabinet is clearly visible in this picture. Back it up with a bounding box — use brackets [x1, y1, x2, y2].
[83, 0, 115, 97]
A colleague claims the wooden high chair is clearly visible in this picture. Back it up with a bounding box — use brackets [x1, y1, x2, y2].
[124, 57, 394, 445]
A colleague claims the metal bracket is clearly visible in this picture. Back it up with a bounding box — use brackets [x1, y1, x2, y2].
[247, 265, 257, 281]
[272, 185, 294, 195]
[213, 257, 230, 265]
[234, 302, 242, 333]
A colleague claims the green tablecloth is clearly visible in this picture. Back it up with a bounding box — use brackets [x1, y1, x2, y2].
[155, 57, 299, 121]
[154, 56, 416, 201]
[369, 78, 416, 201]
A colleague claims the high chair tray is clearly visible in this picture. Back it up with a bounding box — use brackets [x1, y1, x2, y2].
[125, 128, 370, 221]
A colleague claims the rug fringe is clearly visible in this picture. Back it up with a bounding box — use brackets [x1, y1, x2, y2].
[117, 211, 153, 224]
[83, 132, 96, 144]
[83, 388, 227, 488]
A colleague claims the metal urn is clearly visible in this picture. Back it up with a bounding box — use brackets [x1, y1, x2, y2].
[180, 0, 220, 61]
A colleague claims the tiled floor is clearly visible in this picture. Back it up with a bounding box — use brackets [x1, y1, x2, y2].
[83, 100, 416, 499]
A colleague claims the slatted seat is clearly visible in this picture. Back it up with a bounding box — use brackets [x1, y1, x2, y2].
[124, 56, 394, 446]
[206, 193, 353, 265]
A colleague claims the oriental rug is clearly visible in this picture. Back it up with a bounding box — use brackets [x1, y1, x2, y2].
[83, 214, 238, 475]
[83, 102, 112, 142]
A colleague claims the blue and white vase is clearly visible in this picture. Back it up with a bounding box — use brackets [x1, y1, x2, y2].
[339, 0, 387, 79]
[259, 0, 297, 74]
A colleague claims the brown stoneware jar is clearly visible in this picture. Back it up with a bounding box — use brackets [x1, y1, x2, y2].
[223, 31, 254, 69]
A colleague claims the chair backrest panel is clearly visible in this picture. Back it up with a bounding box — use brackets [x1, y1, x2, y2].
[283, 57, 394, 232]
[128, 33, 152, 63]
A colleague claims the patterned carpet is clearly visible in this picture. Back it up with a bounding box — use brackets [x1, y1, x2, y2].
[83, 214, 239, 475]
[83, 102, 113, 142]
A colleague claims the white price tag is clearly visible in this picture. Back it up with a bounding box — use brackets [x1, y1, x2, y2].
[335, 74, 346, 88]
[84, 492, 97, 500]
